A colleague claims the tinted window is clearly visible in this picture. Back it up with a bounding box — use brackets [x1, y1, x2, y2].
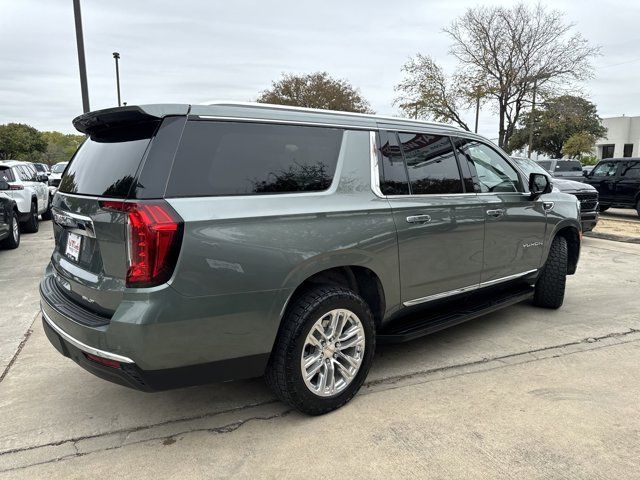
[398, 133, 462, 195]
[621, 161, 640, 178]
[378, 131, 409, 195]
[536, 160, 553, 172]
[33, 163, 45, 172]
[555, 161, 582, 172]
[0, 167, 15, 182]
[455, 139, 520, 193]
[59, 128, 153, 197]
[592, 162, 617, 177]
[167, 121, 343, 196]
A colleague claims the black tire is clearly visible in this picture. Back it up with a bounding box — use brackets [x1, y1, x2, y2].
[636, 199, 640, 217]
[42, 201, 52, 221]
[598, 204, 610, 212]
[1, 209, 20, 249]
[21, 201, 39, 233]
[265, 285, 376, 415]
[533, 236, 568, 309]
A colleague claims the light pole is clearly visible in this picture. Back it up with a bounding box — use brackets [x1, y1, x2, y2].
[113, 52, 121, 107]
[73, 0, 90, 113]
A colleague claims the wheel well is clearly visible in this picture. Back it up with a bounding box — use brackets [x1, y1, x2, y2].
[285, 266, 386, 326]
[554, 226, 580, 275]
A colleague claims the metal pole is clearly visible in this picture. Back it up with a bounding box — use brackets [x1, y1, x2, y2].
[113, 52, 121, 107]
[474, 95, 480, 133]
[73, 0, 90, 113]
[527, 78, 538, 159]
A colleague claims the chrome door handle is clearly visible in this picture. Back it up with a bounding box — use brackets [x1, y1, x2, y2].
[486, 209, 505, 218]
[406, 214, 431, 224]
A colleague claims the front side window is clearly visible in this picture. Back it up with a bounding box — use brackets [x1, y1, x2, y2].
[455, 139, 521, 193]
[397, 133, 463, 195]
[592, 162, 618, 177]
[378, 130, 409, 195]
[167, 121, 343, 197]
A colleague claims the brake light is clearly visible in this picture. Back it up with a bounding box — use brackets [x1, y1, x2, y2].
[100, 200, 183, 287]
[9, 184, 24, 190]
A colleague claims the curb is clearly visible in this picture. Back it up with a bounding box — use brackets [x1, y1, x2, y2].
[584, 231, 640, 244]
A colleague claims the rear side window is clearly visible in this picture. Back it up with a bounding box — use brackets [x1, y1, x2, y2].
[59, 126, 154, 198]
[621, 161, 640, 178]
[0, 167, 15, 182]
[167, 121, 343, 197]
[378, 131, 409, 195]
[537, 161, 552, 172]
[398, 133, 463, 195]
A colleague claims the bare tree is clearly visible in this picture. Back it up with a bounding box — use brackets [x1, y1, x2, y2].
[394, 54, 471, 130]
[444, 3, 600, 149]
[257, 72, 373, 113]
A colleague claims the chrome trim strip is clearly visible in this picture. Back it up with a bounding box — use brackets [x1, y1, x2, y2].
[194, 115, 373, 131]
[403, 269, 538, 307]
[41, 308, 134, 364]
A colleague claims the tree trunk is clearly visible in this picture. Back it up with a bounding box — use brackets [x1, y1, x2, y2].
[498, 103, 506, 148]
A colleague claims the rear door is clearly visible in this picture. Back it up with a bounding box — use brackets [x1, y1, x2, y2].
[50, 121, 160, 316]
[453, 137, 547, 283]
[615, 160, 640, 206]
[378, 130, 485, 304]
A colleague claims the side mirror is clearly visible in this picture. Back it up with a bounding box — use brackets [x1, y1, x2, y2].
[582, 170, 589, 177]
[529, 173, 552, 199]
[0, 180, 8, 191]
[37, 174, 48, 183]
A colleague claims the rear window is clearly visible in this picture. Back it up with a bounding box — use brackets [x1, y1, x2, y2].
[0, 167, 15, 182]
[536, 161, 552, 172]
[166, 121, 344, 197]
[59, 127, 154, 198]
[555, 161, 583, 172]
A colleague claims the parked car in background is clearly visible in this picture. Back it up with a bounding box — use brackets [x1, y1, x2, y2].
[47, 161, 68, 210]
[0, 180, 20, 249]
[0, 160, 50, 231]
[535, 159, 584, 182]
[513, 157, 599, 231]
[41, 103, 582, 415]
[583, 158, 640, 216]
[31, 162, 51, 176]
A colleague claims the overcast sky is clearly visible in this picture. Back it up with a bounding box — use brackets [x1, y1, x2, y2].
[1, 0, 639, 140]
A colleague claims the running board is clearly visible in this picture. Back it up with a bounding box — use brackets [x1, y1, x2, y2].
[377, 284, 534, 344]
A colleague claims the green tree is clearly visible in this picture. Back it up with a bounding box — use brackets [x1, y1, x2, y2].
[40, 131, 85, 166]
[508, 96, 606, 158]
[562, 132, 597, 159]
[0, 123, 47, 160]
[257, 72, 373, 113]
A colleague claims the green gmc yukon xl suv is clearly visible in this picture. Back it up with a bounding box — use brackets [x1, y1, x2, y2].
[40, 103, 581, 414]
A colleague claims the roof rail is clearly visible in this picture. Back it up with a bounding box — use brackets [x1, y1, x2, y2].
[203, 101, 462, 130]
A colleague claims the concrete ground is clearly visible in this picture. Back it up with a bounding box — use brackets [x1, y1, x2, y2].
[1, 226, 639, 478]
[601, 207, 639, 223]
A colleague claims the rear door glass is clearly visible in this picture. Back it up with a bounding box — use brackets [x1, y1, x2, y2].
[166, 121, 343, 196]
[59, 126, 154, 198]
[555, 161, 583, 172]
[397, 133, 463, 195]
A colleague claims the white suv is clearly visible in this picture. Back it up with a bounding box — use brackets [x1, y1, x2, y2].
[0, 160, 50, 232]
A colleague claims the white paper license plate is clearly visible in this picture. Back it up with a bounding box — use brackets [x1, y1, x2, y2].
[66, 232, 82, 262]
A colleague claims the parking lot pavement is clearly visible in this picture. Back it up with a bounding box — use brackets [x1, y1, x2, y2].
[1, 236, 639, 477]
[601, 208, 640, 223]
[0, 222, 53, 376]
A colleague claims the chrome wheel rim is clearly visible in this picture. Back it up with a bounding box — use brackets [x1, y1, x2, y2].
[300, 308, 365, 397]
[12, 217, 18, 241]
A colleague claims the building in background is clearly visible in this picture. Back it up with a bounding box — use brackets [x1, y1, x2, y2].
[596, 116, 640, 159]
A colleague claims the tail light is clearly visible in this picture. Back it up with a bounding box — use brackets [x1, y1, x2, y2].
[9, 184, 24, 190]
[100, 200, 183, 287]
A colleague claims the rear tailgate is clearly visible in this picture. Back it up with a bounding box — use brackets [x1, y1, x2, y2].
[51, 113, 161, 317]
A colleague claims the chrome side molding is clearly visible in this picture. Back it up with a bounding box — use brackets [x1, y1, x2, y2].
[403, 269, 538, 307]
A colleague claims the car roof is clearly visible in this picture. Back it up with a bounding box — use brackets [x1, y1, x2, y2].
[73, 102, 469, 137]
[0, 160, 30, 167]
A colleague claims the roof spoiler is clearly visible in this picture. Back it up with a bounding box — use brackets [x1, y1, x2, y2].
[72, 104, 190, 136]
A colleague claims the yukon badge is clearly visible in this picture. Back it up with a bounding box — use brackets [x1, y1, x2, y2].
[523, 241, 543, 249]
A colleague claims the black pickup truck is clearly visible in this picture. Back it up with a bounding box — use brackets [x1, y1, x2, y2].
[583, 158, 640, 216]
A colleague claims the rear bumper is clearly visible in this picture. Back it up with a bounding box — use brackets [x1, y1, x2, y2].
[41, 310, 269, 392]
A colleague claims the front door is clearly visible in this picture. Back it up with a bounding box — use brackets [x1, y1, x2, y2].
[453, 138, 548, 283]
[587, 161, 620, 204]
[377, 130, 485, 304]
